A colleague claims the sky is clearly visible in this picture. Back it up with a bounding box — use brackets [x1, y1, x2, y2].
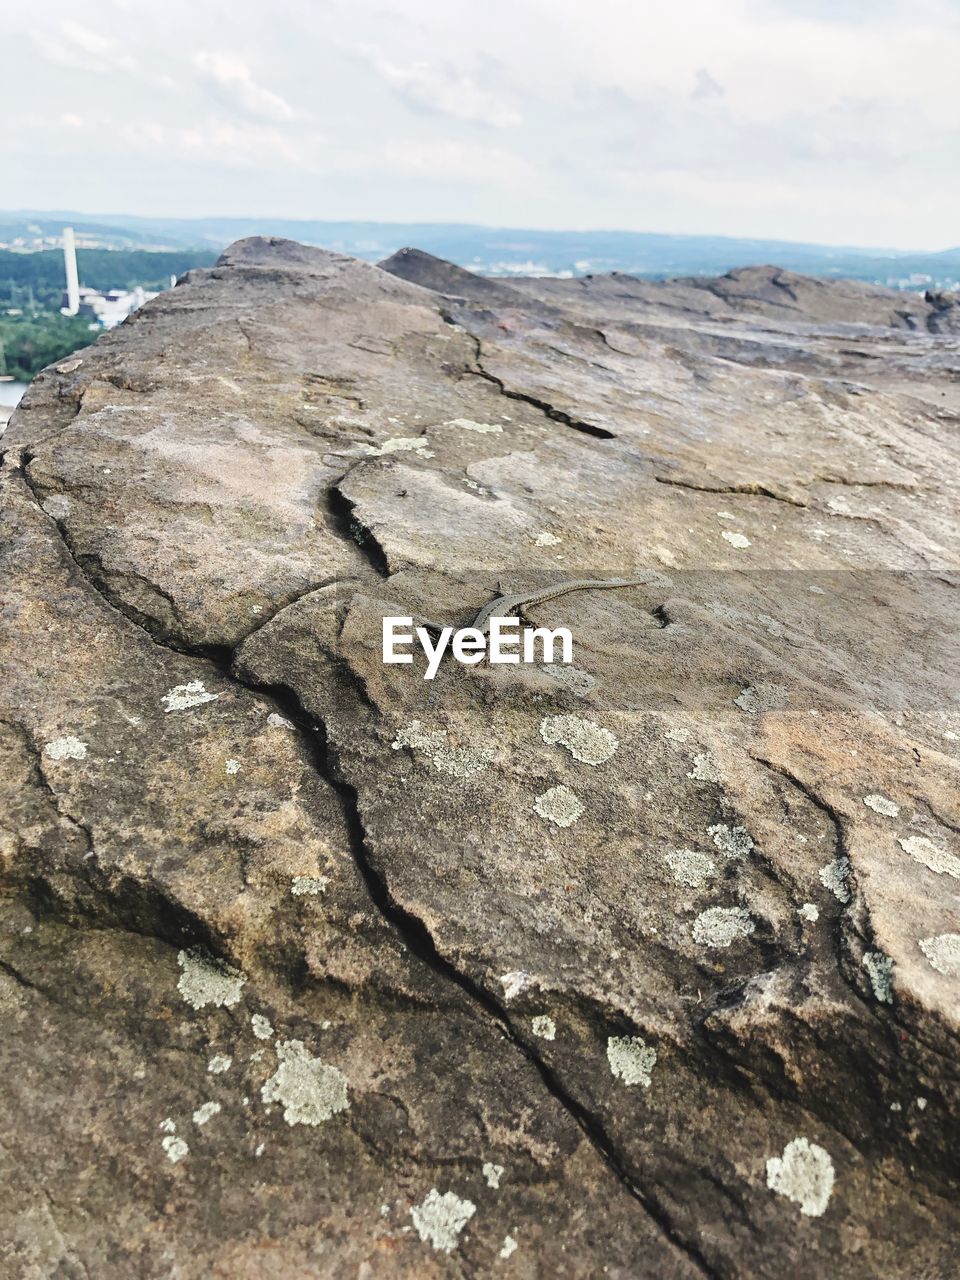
[7, 0, 960, 249]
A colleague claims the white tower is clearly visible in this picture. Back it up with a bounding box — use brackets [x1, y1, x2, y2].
[62, 227, 80, 315]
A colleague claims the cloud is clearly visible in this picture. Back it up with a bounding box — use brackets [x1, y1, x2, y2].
[692, 67, 724, 99]
[8, 0, 960, 246]
[118, 117, 313, 169]
[194, 51, 297, 123]
[39, 20, 138, 73]
[360, 50, 522, 128]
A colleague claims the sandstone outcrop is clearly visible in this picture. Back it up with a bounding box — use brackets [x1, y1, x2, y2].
[1, 237, 958, 1277]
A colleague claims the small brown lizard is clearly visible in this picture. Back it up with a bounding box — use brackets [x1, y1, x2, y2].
[419, 577, 643, 637]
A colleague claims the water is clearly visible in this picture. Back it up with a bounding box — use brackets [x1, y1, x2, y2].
[0, 380, 27, 432]
[0, 380, 27, 408]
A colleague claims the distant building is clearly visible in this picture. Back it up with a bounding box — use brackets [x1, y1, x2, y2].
[59, 226, 159, 329]
[62, 227, 80, 314]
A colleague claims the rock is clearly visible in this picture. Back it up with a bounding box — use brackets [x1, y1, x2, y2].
[378, 246, 529, 307]
[1, 236, 959, 1277]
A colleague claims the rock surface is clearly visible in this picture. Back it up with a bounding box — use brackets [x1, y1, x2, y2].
[1, 237, 959, 1277]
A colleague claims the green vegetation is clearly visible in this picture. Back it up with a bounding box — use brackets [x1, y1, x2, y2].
[0, 312, 97, 380]
[0, 246, 218, 379]
[0, 248, 217, 310]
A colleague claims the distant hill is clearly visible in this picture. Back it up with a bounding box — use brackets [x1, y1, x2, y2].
[2, 210, 959, 291]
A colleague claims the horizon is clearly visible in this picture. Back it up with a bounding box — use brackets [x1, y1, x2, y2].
[5, 208, 957, 258]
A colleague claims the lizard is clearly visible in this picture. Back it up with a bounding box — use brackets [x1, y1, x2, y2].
[417, 577, 645, 637]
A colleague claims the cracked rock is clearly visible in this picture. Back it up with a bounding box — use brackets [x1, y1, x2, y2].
[2, 238, 960, 1277]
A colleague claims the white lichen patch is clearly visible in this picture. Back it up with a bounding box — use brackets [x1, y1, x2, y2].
[722, 531, 751, 549]
[193, 1101, 222, 1126]
[499, 1235, 518, 1259]
[819, 857, 852, 903]
[499, 971, 535, 1001]
[445, 417, 503, 434]
[539, 714, 618, 765]
[291, 875, 328, 896]
[863, 951, 894, 1003]
[208, 1054, 232, 1074]
[716, 510, 737, 521]
[260, 1039, 349, 1126]
[225, 759, 241, 775]
[43, 735, 88, 761]
[267, 712, 293, 729]
[162, 1135, 189, 1163]
[798, 903, 820, 923]
[159, 1117, 176, 1134]
[899, 835, 960, 880]
[607, 1034, 657, 1087]
[863, 793, 899, 818]
[735, 684, 788, 714]
[692, 906, 756, 948]
[410, 1188, 476, 1253]
[533, 785, 584, 828]
[709, 824, 754, 858]
[665, 848, 716, 888]
[665, 726, 691, 743]
[534, 530, 561, 546]
[367, 435, 434, 458]
[918, 933, 960, 976]
[176, 949, 246, 1010]
[391, 720, 494, 780]
[766, 1137, 835, 1217]
[162, 680, 220, 713]
[531, 1015, 556, 1041]
[483, 1162, 505, 1189]
[542, 663, 596, 695]
[251, 1013, 274, 1040]
[687, 753, 721, 782]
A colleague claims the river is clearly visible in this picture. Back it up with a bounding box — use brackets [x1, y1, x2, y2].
[0, 380, 27, 431]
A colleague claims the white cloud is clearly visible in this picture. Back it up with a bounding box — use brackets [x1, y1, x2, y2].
[6, 0, 960, 246]
[194, 51, 297, 123]
[360, 50, 522, 128]
[38, 19, 138, 73]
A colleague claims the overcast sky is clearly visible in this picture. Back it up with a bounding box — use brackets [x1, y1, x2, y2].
[7, 0, 960, 248]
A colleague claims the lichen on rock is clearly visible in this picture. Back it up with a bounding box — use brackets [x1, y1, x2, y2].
[161, 680, 220, 712]
[606, 1035, 656, 1087]
[709, 824, 755, 858]
[539, 714, 618, 765]
[410, 1188, 476, 1253]
[43, 734, 88, 761]
[692, 906, 756, 948]
[176, 949, 246, 1010]
[533, 784, 584, 827]
[864, 793, 899, 818]
[819, 857, 852, 902]
[766, 1137, 835, 1217]
[260, 1039, 350, 1126]
[899, 835, 960, 880]
[665, 848, 716, 887]
[862, 950, 894, 1003]
[918, 933, 960, 975]
[392, 720, 494, 779]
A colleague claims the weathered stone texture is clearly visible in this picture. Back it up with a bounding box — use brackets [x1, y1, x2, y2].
[1, 238, 958, 1277]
